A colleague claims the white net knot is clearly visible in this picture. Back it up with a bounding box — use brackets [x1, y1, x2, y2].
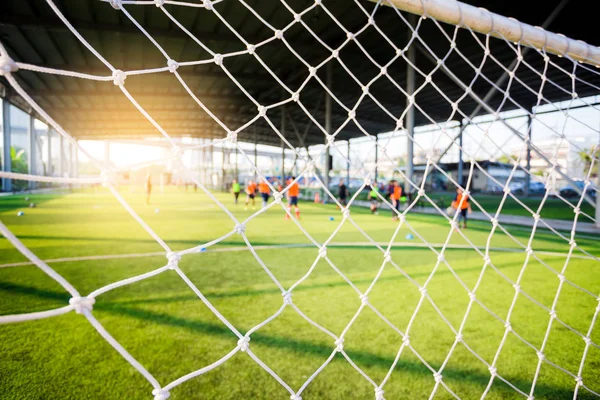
[402, 335, 410, 346]
[504, 322, 512, 332]
[290, 395, 302, 400]
[227, 131, 237, 143]
[291, 91, 300, 102]
[0, 54, 18, 76]
[282, 291, 292, 305]
[346, 32, 355, 41]
[407, 95, 415, 105]
[419, 287, 428, 297]
[361, 85, 369, 95]
[383, 251, 391, 264]
[503, 186, 511, 194]
[537, 351, 545, 361]
[342, 207, 351, 220]
[417, 188, 425, 197]
[326, 135, 335, 146]
[167, 59, 179, 73]
[109, 0, 122, 10]
[488, 366, 497, 376]
[583, 336, 592, 345]
[575, 376, 583, 386]
[166, 252, 181, 269]
[532, 213, 540, 221]
[234, 223, 246, 235]
[513, 283, 521, 292]
[569, 239, 576, 248]
[375, 387, 385, 400]
[549, 310, 557, 319]
[468, 292, 476, 301]
[257, 105, 267, 117]
[433, 372, 443, 383]
[202, 0, 213, 10]
[308, 66, 317, 77]
[318, 246, 327, 259]
[112, 69, 126, 86]
[450, 220, 459, 229]
[238, 336, 250, 352]
[573, 206, 580, 215]
[557, 274, 565, 283]
[398, 213, 406, 223]
[455, 333, 463, 343]
[213, 53, 223, 66]
[69, 296, 95, 314]
[314, 0, 322, 5]
[437, 254, 445, 263]
[152, 389, 170, 400]
[273, 191, 283, 204]
[246, 44, 256, 55]
[154, 0, 165, 7]
[293, 13, 302, 22]
[490, 218, 499, 227]
[359, 293, 369, 305]
[334, 338, 344, 352]
[380, 66, 387, 76]
[525, 246, 533, 256]
[331, 49, 339, 59]
[483, 255, 491, 264]
[274, 30, 283, 40]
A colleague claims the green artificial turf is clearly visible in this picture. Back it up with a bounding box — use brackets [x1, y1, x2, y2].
[0, 188, 599, 399]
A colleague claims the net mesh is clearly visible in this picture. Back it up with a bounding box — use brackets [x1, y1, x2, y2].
[0, 0, 599, 399]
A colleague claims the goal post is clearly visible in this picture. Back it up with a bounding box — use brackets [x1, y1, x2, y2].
[0, 0, 599, 399]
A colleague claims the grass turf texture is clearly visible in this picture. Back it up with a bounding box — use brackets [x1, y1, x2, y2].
[1, 188, 599, 399]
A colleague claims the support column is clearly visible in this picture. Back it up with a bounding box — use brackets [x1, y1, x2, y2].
[2, 98, 12, 192]
[73, 141, 79, 178]
[59, 133, 64, 177]
[254, 128, 258, 181]
[281, 106, 286, 182]
[346, 139, 350, 186]
[457, 121, 464, 187]
[524, 113, 533, 197]
[235, 144, 239, 181]
[221, 146, 226, 191]
[28, 114, 35, 189]
[375, 135, 379, 181]
[405, 14, 416, 197]
[104, 140, 110, 168]
[47, 128, 52, 176]
[324, 62, 333, 199]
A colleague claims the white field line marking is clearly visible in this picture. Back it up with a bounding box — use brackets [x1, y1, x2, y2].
[0, 242, 596, 269]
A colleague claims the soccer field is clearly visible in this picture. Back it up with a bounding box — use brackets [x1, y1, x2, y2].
[1, 189, 599, 399]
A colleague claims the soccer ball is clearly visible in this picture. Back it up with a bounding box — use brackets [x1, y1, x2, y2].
[446, 206, 455, 217]
[329, 216, 334, 221]
[29, 203, 36, 208]
[17, 211, 24, 216]
[154, 208, 160, 213]
[405, 233, 414, 240]
[24, 197, 29, 201]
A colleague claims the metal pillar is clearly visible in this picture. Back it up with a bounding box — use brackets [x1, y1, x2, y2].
[346, 140, 350, 186]
[524, 114, 533, 197]
[234, 145, 238, 181]
[374, 135, 379, 181]
[457, 121, 464, 187]
[73, 141, 79, 178]
[405, 14, 416, 196]
[281, 106, 286, 182]
[104, 140, 110, 168]
[47, 128, 52, 176]
[28, 114, 35, 189]
[2, 98, 12, 192]
[59, 133, 64, 177]
[221, 147, 226, 191]
[254, 128, 258, 181]
[324, 62, 333, 196]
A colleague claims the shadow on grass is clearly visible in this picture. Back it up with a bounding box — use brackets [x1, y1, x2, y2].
[0, 280, 586, 399]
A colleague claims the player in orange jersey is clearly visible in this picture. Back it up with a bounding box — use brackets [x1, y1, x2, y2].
[452, 187, 471, 229]
[258, 179, 271, 208]
[244, 180, 257, 210]
[390, 180, 403, 221]
[285, 176, 301, 219]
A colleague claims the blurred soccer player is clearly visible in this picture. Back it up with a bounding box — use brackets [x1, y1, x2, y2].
[285, 176, 300, 219]
[452, 187, 471, 229]
[244, 180, 257, 210]
[144, 173, 152, 205]
[259, 179, 270, 208]
[231, 179, 241, 205]
[390, 180, 403, 221]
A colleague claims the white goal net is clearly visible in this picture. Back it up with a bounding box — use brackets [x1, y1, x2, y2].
[0, 0, 599, 399]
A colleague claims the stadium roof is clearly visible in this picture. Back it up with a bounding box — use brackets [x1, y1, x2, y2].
[1, 0, 599, 147]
